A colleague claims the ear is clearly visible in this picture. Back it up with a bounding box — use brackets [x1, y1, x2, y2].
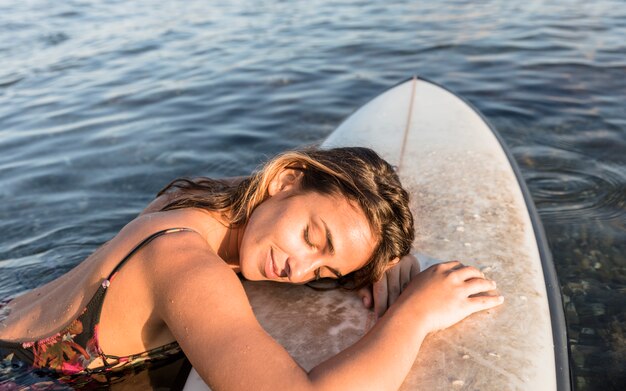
[268, 168, 303, 196]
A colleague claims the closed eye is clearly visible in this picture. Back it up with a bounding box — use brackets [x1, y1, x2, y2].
[303, 225, 316, 249]
[306, 224, 341, 280]
[305, 221, 335, 255]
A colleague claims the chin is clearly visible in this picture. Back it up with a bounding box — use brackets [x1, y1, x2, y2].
[240, 269, 260, 281]
[238, 255, 263, 281]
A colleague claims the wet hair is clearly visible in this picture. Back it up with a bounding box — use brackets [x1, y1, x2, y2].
[157, 147, 414, 289]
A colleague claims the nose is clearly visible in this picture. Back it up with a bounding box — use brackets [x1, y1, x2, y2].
[285, 253, 324, 283]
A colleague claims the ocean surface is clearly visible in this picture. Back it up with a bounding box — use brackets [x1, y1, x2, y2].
[0, 0, 624, 389]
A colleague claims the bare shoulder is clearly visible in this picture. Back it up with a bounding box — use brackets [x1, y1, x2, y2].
[141, 229, 249, 317]
[139, 191, 177, 216]
[141, 228, 227, 278]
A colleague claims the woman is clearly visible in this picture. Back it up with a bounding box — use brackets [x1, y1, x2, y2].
[0, 147, 502, 390]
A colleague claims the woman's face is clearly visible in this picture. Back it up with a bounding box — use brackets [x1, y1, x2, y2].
[239, 171, 376, 284]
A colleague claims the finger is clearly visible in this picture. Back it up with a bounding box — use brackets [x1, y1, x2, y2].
[450, 265, 484, 281]
[468, 294, 505, 311]
[463, 278, 497, 296]
[398, 257, 413, 292]
[478, 289, 500, 297]
[357, 286, 373, 308]
[434, 260, 463, 271]
[386, 264, 402, 306]
[409, 254, 421, 278]
[373, 277, 389, 318]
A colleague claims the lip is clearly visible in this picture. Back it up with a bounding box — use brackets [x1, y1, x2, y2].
[265, 247, 279, 279]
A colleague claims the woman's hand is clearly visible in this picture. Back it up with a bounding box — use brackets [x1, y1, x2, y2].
[358, 258, 503, 330]
[357, 254, 421, 317]
[403, 261, 503, 332]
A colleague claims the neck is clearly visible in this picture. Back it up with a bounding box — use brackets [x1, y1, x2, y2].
[218, 223, 245, 273]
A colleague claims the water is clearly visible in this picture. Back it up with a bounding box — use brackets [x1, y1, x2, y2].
[0, 0, 624, 389]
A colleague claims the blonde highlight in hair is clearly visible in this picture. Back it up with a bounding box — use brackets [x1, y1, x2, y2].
[158, 147, 414, 289]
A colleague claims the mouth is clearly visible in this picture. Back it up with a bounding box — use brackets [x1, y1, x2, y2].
[265, 247, 279, 279]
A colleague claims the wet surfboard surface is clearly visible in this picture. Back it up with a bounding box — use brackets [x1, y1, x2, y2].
[184, 77, 569, 390]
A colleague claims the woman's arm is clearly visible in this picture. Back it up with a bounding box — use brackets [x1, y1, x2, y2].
[150, 233, 502, 391]
[308, 261, 501, 391]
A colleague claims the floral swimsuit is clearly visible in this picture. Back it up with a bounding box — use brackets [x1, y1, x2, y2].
[0, 228, 195, 389]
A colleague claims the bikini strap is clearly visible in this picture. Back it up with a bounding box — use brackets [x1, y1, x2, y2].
[105, 227, 196, 281]
[92, 227, 198, 365]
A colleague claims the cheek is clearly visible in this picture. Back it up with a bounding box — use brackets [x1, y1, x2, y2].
[247, 198, 295, 243]
[238, 201, 284, 276]
[238, 234, 265, 281]
[238, 196, 305, 275]
[237, 220, 261, 279]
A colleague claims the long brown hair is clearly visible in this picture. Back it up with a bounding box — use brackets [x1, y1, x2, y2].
[157, 147, 414, 289]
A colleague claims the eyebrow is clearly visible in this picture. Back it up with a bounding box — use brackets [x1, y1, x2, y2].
[318, 219, 341, 279]
[320, 219, 335, 255]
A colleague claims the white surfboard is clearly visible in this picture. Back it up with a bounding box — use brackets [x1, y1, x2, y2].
[183, 77, 569, 390]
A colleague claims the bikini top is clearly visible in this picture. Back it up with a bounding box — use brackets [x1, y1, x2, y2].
[0, 228, 195, 387]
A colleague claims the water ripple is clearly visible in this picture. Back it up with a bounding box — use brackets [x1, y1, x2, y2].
[517, 145, 625, 224]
